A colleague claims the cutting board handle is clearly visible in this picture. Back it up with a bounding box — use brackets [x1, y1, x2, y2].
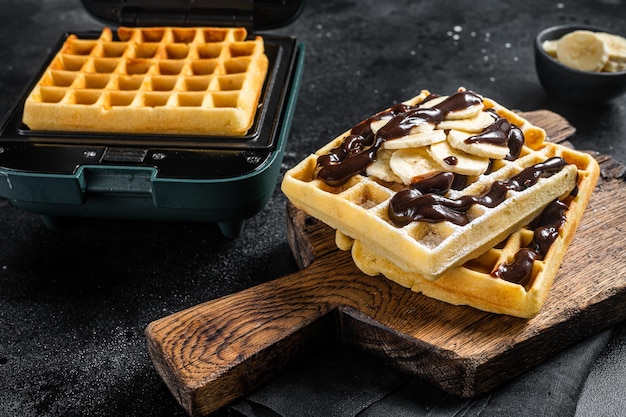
[146, 274, 333, 416]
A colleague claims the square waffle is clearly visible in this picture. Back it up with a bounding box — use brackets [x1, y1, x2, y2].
[344, 141, 598, 317]
[21, 26, 269, 136]
[281, 88, 600, 281]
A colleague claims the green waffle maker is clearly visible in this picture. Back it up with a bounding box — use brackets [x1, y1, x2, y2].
[0, 0, 305, 237]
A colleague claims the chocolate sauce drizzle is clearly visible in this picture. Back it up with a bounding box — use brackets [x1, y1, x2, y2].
[388, 157, 568, 227]
[316, 103, 410, 186]
[465, 111, 525, 161]
[491, 199, 569, 286]
[316, 90, 525, 186]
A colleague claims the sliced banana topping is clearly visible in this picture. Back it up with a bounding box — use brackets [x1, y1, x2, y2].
[360, 90, 517, 185]
[444, 101, 484, 120]
[446, 129, 510, 159]
[556, 30, 608, 72]
[366, 149, 403, 183]
[417, 95, 448, 108]
[383, 129, 446, 150]
[409, 121, 436, 134]
[437, 110, 497, 133]
[389, 147, 442, 184]
[429, 140, 491, 176]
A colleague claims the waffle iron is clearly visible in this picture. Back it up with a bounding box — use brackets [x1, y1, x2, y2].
[0, 0, 305, 237]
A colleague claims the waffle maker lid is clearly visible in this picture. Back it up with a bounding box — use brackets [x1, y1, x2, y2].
[80, 0, 305, 30]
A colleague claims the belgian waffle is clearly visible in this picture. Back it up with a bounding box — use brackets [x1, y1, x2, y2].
[282, 89, 599, 280]
[22, 26, 269, 136]
[344, 140, 598, 317]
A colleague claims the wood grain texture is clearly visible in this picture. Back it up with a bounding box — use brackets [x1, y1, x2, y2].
[145, 110, 626, 416]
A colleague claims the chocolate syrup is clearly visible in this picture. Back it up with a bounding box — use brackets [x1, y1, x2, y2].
[531, 199, 568, 257]
[413, 171, 455, 195]
[388, 157, 568, 227]
[463, 112, 525, 160]
[505, 124, 524, 160]
[492, 199, 569, 286]
[443, 156, 458, 166]
[316, 104, 409, 186]
[316, 90, 486, 186]
[465, 114, 508, 146]
[316, 137, 378, 186]
[492, 249, 538, 287]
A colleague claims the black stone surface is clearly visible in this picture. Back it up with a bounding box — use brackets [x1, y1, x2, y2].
[1, 1, 625, 416]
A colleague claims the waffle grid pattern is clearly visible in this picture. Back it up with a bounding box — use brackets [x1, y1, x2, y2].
[22, 26, 269, 136]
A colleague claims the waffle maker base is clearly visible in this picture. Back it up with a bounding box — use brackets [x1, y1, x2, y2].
[0, 30, 304, 238]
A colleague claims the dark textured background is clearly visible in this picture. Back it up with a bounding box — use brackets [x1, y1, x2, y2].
[1, 1, 625, 416]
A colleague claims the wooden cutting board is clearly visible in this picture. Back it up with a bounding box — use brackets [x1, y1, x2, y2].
[145, 110, 626, 417]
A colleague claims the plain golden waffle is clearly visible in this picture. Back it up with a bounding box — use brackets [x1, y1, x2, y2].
[345, 142, 599, 318]
[282, 89, 599, 280]
[22, 26, 269, 136]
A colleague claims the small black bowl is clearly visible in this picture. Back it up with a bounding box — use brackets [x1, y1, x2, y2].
[534, 24, 626, 105]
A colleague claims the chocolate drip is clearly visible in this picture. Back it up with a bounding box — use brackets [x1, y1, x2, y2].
[315, 104, 409, 186]
[413, 171, 455, 195]
[465, 116, 510, 146]
[492, 199, 569, 286]
[505, 125, 524, 160]
[492, 249, 538, 287]
[377, 91, 481, 141]
[531, 199, 568, 257]
[388, 157, 568, 227]
[451, 173, 468, 190]
[443, 156, 458, 166]
[387, 172, 461, 227]
[463, 112, 525, 161]
[316, 135, 379, 186]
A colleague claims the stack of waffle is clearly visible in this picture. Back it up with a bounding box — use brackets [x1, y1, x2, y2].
[282, 88, 599, 318]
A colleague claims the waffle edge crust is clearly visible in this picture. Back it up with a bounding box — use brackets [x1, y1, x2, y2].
[22, 26, 269, 136]
[281, 89, 600, 317]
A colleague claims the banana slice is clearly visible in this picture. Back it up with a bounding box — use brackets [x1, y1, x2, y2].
[389, 147, 442, 185]
[437, 110, 497, 133]
[542, 39, 559, 57]
[429, 140, 490, 176]
[416, 91, 483, 120]
[370, 118, 390, 134]
[603, 60, 626, 72]
[443, 101, 484, 120]
[556, 30, 608, 72]
[596, 32, 626, 64]
[417, 95, 448, 109]
[409, 121, 437, 134]
[446, 129, 509, 159]
[366, 149, 402, 183]
[383, 129, 446, 150]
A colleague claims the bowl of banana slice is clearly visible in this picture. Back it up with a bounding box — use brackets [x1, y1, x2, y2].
[535, 24, 626, 105]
